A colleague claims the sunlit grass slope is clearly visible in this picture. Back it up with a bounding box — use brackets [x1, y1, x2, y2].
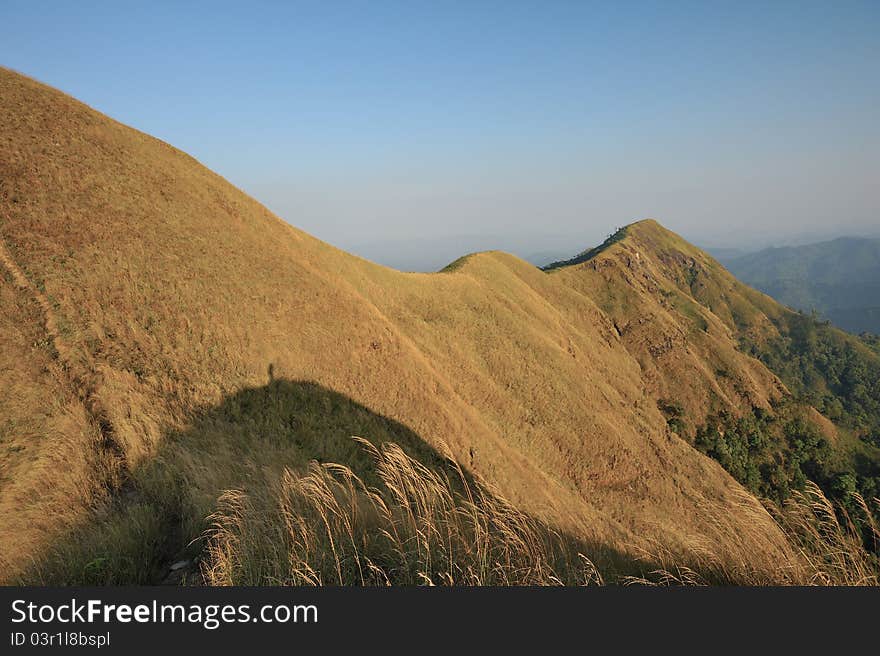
[1, 68, 870, 584]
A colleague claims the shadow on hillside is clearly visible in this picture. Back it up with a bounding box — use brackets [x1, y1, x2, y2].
[22, 379, 661, 585]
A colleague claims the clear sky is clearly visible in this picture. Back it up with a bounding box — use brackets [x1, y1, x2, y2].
[3, 1, 878, 269]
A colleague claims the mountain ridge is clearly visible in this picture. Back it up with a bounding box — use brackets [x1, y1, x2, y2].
[2, 68, 876, 584]
[721, 236, 880, 334]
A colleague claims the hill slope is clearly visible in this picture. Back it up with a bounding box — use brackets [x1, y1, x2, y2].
[1, 69, 876, 584]
[722, 237, 880, 334]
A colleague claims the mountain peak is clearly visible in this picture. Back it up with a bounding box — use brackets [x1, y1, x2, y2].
[542, 219, 695, 271]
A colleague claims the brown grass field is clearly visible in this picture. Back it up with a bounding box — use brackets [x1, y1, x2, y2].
[1, 68, 877, 584]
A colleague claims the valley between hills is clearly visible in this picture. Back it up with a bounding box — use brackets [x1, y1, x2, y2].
[1, 68, 878, 585]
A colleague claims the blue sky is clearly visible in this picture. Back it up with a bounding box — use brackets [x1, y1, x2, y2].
[3, 1, 878, 268]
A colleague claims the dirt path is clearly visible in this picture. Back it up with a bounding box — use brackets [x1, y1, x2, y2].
[0, 230, 129, 481]
[0, 237, 65, 349]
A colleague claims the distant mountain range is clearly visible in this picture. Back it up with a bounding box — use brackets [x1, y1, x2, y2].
[717, 237, 880, 335]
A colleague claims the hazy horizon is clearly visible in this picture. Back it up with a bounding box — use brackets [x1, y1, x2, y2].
[3, 1, 877, 270]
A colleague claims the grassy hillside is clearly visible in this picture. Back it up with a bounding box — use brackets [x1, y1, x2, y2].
[552, 220, 880, 516]
[722, 237, 880, 334]
[1, 68, 877, 585]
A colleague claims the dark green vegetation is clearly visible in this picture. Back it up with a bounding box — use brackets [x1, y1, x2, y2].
[693, 402, 878, 510]
[694, 405, 822, 504]
[691, 308, 880, 547]
[542, 226, 629, 271]
[743, 312, 880, 440]
[861, 332, 880, 355]
[722, 237, 880, 334]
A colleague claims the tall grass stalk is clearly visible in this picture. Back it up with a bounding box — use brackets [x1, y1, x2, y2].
[203, 438, 601, 585]
[203, 439, 880, 586]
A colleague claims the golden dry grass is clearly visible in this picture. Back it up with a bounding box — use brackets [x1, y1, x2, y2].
[202, 438, 603, 586]
[202, 439, 879, 586]
[770, 483, 879, 585]
[0, 67, 872, 584]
